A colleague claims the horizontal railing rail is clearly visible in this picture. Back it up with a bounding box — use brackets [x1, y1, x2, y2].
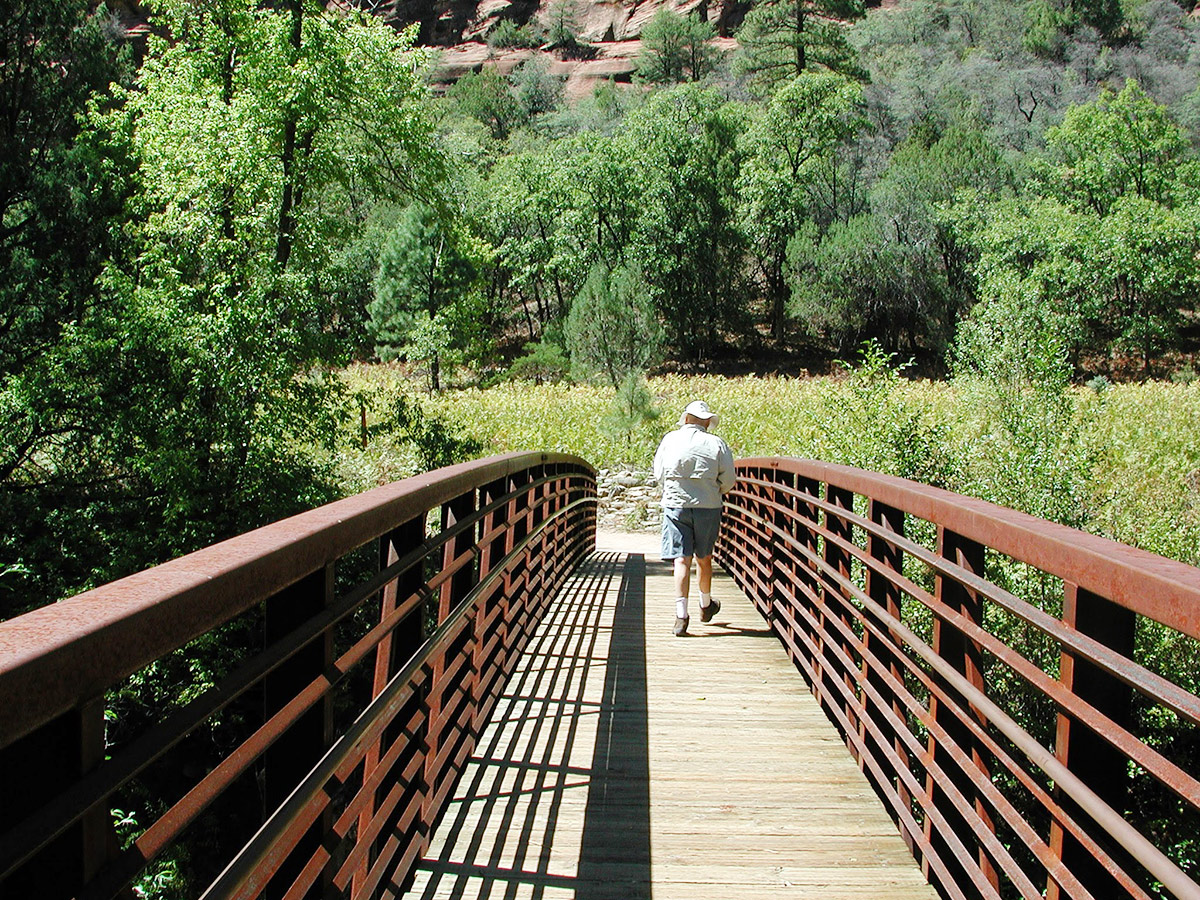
[0, 452, 596, 900]
[716, 458, 1200, 900]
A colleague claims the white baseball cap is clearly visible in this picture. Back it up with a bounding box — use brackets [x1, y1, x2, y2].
[678, 400, 719, 426]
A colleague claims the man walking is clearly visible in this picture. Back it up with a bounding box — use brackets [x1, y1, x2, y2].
[653, 400, 735, 636]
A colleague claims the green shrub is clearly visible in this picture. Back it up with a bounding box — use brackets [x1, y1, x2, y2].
[488, 19, 542, 49]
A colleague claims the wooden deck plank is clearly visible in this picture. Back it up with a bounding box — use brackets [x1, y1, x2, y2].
[403, 532, 939, 900]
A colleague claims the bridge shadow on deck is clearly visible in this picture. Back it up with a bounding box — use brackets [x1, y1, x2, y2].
[407, 552, 651, 900]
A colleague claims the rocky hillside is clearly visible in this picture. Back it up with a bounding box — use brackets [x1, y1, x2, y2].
[369, 0, 748, 96]
[106, 0, 747, 98]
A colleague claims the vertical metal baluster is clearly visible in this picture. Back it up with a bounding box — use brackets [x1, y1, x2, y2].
[865, 501, 912, 851]
[1046, 583, 1136, 900]
[923, 528, 995, 897]
[821, 484, 855, 742]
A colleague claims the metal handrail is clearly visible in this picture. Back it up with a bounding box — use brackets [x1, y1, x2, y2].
[716, 457, 1200, 900]
[0, 452, 597, 900]
[200, 494, 594, 900]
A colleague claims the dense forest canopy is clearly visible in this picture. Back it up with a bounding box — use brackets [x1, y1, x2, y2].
[2, 0, 1200, 615]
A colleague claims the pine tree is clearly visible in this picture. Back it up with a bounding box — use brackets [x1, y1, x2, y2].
[734, 0, 867, 95]
[636, 9, 717, 84]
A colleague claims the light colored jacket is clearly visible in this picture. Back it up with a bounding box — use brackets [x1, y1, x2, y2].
[653, 424, 735, 509]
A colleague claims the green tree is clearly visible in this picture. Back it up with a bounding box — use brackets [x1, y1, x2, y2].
[559, 132, 639, 274]
[542, 0, 581, 49]
[1071, 0, 1124, 41]
[566, 264, 663, 457]
[956, 82, 1200, 375]
[448, 67, 524, 140]
[0, 0, 130, 381]
[0, 0, 133, 614]
[502, 339, 570, 383]
[110, 0, 440, 493]
[488, 19, 542, 49]
[2, 0, 442, 613]
[636, 9, 717, 84]
[956, 192, 1200, 377]
[512, 55, 565, 119]
[737, 72, 864, 341]
[601, 372, 661, 460]
[734, 0, 867, 94]
[370, 203, 480, 391]
[790, 122, 1013, 358]
[472, 142, 601, 341]
[789, 214, 949, 355]
[1099, 198, 1200, 371]
[1025, 0, 1124, 56]
[1037, 79, 1196, 216]
[566, 264, 663, 388]
[616, 84, 746, 360]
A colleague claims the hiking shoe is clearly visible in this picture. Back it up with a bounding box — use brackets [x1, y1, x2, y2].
[673, 616, 689, 636]
[700, 598, 721, 623]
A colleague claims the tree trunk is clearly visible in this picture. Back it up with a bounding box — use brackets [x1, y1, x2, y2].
[794, 0, 807, 74]
[274, 0, 304, 270]
[521, 292, 536, 343]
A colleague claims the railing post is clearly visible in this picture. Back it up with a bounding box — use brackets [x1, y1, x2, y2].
[502, 468, 531, 668]
[795, 475, 823, 686]
[262, 563, 335, 899]
[539, 465, 563, 618]
[746, 465, 770, 619]
[924, 527, 996, 897]
[424, 490, 478, 834]
[479, 476, 508, 582]
[1046, 584, 1136, 900]
[820, 484, 855, 742]
[864, 501, 912, 851]
[524, 465, 547, 621]
[354, 515, 426, 898]
[474, 475, 509, 728]
[440, 490, 479, 622]
[0, 697, 115, 900]
[771, 467, 799, 662]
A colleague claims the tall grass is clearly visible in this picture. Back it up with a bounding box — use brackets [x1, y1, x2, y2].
[343, 364, 1200, 568]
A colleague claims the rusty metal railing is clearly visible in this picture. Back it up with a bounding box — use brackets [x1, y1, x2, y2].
[716, 458, 1200, 900]
[0, 452, 596, 900]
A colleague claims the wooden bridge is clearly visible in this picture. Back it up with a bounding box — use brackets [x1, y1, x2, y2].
[1, 453, 1198, 900]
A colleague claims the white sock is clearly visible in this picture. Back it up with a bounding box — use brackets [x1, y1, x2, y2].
[676, 598, 688, 619]
[700, 591, 712, 608]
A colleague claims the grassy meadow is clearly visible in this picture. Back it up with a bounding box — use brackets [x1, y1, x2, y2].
[341, 365, 1200, 569]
